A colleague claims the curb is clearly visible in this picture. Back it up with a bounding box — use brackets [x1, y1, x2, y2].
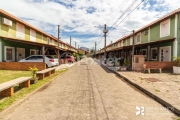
[102, 64, 180, 116]
[0, 67, 73, 117]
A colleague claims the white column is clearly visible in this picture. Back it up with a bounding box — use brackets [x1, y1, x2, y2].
[0, 39, 2, 62]
[173, 14, 178, 59]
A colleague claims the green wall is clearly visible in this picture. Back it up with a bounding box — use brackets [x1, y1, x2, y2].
[150, 16, 175, 41]
[25, 27, 30, 41]
[0, 15, 16, 38]
[150, 41, 173, 61]
[141, 28, 148, 43]
[1, 39, 39, 61]
[178, 13, 180, 56]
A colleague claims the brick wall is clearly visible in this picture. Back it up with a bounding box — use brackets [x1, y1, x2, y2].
[144, 62, 175, 70]
[0, 62, 46, 71]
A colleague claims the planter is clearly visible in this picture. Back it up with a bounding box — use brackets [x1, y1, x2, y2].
[30, 78, 38, 84]
[173, 66, 180, 74]
[119, 66, 128, 71]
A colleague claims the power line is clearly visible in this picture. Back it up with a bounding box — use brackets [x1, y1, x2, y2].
[108, 0, 137, 32]
[108, 0, 145, 36]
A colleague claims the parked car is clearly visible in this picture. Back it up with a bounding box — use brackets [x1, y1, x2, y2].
[18, 55, 59, 68]
[60, 54, 75, 63]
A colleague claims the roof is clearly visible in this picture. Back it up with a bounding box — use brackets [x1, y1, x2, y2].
[107, 8, 180, 47]
[0, 9, 76, 50]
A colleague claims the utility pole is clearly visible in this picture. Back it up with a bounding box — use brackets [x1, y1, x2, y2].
[58, 25, 60, 47]
[132, 30, 135, 70]
[111, 41, 112, 44]
[78, 45, 79, 49]
[103, 24, 108, 64]
[75, 42, 76, 49]
[70, 36, 71, 46]
[95, 42, 97, 59]
[57, 25, 60, 65]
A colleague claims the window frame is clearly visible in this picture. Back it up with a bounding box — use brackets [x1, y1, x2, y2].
[142, 49, 147, 60]
[160, 19, 170, 38]
[136, 33, 141, 44]
[30, 29, 36, 42]
[150, 47, 158, 60]
[4, 46, 15, 62]
[30, 49, 37, 55]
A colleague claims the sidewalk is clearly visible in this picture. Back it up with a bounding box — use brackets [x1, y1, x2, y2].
[99, 60, 180, 115]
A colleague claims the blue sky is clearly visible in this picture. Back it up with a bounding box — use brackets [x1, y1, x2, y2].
[0, 0, 179, 50]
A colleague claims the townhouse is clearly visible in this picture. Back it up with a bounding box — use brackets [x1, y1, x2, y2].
[96, 8, 180, 63]
[0, 9, 77, 62]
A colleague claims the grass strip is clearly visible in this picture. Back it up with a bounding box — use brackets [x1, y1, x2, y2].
[0, 68, 68, 112]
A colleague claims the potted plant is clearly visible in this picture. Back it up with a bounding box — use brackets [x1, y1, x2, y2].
[173, 56, 180, 74]
[120, 59, 130, 70]
[29, 66, 39, 84]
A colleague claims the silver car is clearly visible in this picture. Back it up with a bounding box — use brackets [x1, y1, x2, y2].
[19, 55, 59, 68]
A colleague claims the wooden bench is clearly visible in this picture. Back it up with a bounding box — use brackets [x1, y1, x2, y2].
[36, 68, 56, 80]
[143, 64, 162, 73]
[0, 77, 31, 96]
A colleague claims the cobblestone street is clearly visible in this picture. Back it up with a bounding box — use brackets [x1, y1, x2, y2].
[0, 58, 178, 120]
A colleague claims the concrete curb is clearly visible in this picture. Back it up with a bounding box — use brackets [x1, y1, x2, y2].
[0, 66, 75, 117]
[101, 64, 180, 116]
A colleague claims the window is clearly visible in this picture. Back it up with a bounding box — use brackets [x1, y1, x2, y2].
[36, 56, 43, 59]
[151, 48, 158, 60]
[47, 37, 50, 44]
[142, 49, 147, 60]
[160, 19, 170, 37]
[30, 49, 36, 55]
[130, 37, 133, 45]
[137, 33, 141, 43]
[50, 39, 52, 44]
[4, 46, 15, 61]
[30, 29, 36, 42]
[121, 41, 123, 47]
[16, 23, 25, 39]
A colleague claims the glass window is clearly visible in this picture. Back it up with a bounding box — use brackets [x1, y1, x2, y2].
[160, 19, 170, 37]
[6, 48, 13, 60]
[137, 34, 141, 43]
[36, 56, 43, 59]
[151, 48, 157, 60]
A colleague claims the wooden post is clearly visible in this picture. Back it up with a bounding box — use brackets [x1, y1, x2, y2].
[42, 46, 45, 63]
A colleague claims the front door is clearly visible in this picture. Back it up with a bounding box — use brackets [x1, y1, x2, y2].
[17, 48, 25, 61]
[159, 46, 171, 62]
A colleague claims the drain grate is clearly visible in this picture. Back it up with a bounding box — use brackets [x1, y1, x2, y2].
[145, 78, 161, 82]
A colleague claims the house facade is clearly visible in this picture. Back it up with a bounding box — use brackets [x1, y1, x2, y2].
[0, 9, 77, 62]
[97, 8, 180, 62]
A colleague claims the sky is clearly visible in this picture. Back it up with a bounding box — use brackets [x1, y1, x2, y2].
[0, 0, 180, 50]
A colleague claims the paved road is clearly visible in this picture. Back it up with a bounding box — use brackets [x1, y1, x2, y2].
[0, 58, 177, 120]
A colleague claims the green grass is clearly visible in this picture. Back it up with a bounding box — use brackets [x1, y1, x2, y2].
[0, 70, 31, 84]
[0, 69, 68, 112]
[155, 89, 161, 92]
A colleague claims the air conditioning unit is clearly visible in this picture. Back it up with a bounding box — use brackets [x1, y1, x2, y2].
[143, 31, 148, 35]
[2, 18, 12, 26]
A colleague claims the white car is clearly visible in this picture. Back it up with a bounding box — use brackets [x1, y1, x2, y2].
[19, 55, 59, 68]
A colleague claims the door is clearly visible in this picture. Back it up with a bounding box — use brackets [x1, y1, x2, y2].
[159, 46, 171, 62]
[17, 48, 25, 61]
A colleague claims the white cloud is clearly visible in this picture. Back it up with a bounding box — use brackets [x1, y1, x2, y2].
[0, 0, 179, 50]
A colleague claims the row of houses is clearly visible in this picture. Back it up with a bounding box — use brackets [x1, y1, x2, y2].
[96, 8, 180, 63]
[0, 9, 77, 62]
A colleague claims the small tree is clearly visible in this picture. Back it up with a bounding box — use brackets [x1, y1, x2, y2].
[174, 56, 180, 67]
[29, 66, 38, 79]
